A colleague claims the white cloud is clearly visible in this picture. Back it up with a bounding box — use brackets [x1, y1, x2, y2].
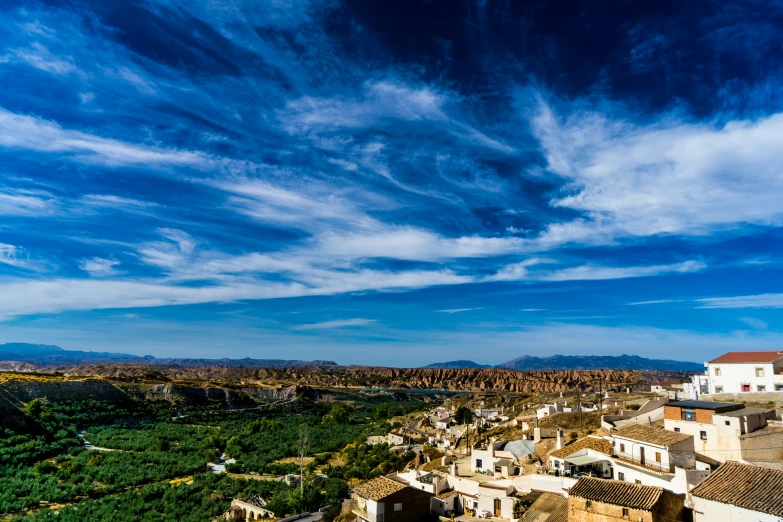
[0, 108, 211, 167]
[314, 228, 528, 261]
[0, 187, 58, 216]
[0, 244, 25, 268]
[79, 257, 120, 277]
[532, 103, 783, 245]
[739, 317, 768, 330]
[435, 307, 484, 314]
[627, 299, 683, 306]
[295, 318, 377, 330]
[489, 260, 705, 282]
[697, 293, 783, 309]
[80, 194, 157, 209]
[13, 42, 78, 76]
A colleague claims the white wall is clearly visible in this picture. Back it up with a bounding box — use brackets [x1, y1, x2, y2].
[708, 362, 783, 393]
[613, 462, 709, 496]
[692, 497, 782, 522]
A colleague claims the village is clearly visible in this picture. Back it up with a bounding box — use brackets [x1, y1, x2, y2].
[225, 350, 783, 522]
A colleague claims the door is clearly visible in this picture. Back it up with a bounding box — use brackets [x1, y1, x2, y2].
[742, 384, 751, 392]
[494, 499, 501, 516]
[639, 447, 645, 466]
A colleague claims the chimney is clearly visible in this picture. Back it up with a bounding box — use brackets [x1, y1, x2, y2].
[560, 391, 564, 398]
[556, 428, 563, 450]
[451, 461, 458, 477]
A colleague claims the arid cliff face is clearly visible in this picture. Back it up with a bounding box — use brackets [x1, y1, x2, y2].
[57, 364, 642, 393]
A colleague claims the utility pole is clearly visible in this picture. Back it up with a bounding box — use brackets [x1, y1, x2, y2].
[598, 374, 603, 413]
[577, 383, 583, 435]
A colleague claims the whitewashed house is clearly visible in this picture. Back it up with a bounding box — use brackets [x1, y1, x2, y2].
[706, 351, 783, 393]
[611, 425, 711, 496]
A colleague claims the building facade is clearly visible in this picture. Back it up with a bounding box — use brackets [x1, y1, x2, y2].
[706, 351, 783, 393]
[351, 476, 433, 522]
[664, 400, 776, 463]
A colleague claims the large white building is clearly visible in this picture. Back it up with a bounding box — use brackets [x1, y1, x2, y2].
[706, 351, 783, 394]
[663, 400, 776, 463]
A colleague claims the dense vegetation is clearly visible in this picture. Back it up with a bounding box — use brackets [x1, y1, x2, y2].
[0, 386, 431, 521]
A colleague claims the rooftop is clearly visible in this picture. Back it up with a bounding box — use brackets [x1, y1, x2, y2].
[614, 424, 692, 447]
[520, 492, 568, 522]
[717, 407, 773, 418]
[691, 461, 783, 517]
[569, 477, 666, 510]
[667, 400, 740, 411]
[435, 490, 458, 500]
[550, 437, 613, 459]
[352, 476, 409, 501]
[709, 351, 783, 364]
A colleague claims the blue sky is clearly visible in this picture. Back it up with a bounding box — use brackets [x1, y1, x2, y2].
[1, 0, 783, 366]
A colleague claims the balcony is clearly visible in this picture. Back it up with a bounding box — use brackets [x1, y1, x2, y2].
[614, 454, 674, 475]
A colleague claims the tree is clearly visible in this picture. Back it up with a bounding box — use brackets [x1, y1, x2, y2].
[297, 425, 311, 511]
[25, 398, 43, 419]
[454, 406, 473, 426]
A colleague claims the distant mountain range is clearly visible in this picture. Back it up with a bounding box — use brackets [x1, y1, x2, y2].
[423, 354, 704, 372]
[422, 360, 492, 369]
[0, 343, 337, 368]
[0, 343, 703, 372]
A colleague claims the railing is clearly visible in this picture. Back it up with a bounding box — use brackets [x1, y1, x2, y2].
[614, 454, 673, 474]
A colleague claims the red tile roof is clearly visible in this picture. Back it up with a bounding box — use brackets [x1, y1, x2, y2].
[709, 351, 783, 364]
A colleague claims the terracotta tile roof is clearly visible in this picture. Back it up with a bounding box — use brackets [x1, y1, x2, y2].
[614, 424, 692, 447]
[521, 492, 568, 522]
[352, 476, 408, 501]
[550, 437, 613, 459]
[691, 461, 783, 516]
[709, 351, 783, 364]
[569, 477, 665, 510]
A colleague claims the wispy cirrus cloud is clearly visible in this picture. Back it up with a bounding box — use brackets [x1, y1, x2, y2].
[697, 293, 783, 309]
[295, 318, 377, 330]
[435, 307, 484, 314]
[627, 299, 683, 306]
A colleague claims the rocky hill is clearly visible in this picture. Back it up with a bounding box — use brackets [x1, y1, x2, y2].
[56, 364, 643, 393]
[422, 360, 490, 369]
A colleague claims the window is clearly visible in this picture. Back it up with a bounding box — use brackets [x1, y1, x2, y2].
[394, 503, 402, 513]
[585, 500, 592, 511]
[554, 460, 560, 469]
[683, 408, 695, 421]
[674, 427, 680, 432]
[622, 507, 630, 518]
[655, 452, 662, 463]
[620, 443, 625, 453]
[700, 431, 707, 440]
[756, 367, 765, 378]
[475, 459, 482, 469]
[618, 472, 625, 481]
[757, 385, 766, 392]
[715, 386, 723, 393]
[714, 367, 721, 376]
[776, 385, 783, 392]
[725, 420, 731, 426]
